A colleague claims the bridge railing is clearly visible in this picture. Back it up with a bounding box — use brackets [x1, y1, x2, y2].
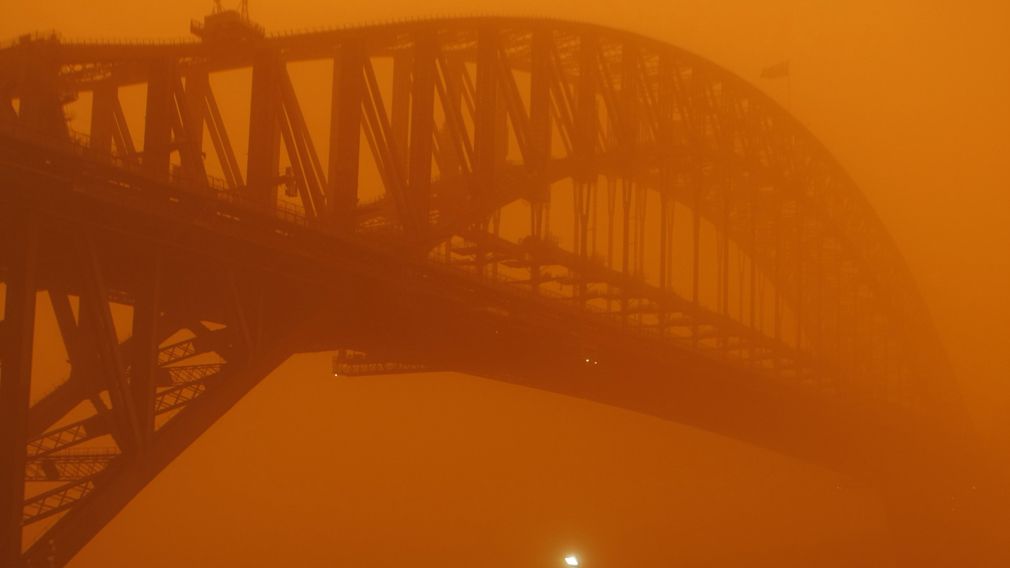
[0, 118, 315, 224]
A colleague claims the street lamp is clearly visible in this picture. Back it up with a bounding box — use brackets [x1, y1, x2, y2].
[564, 554, 580, 567]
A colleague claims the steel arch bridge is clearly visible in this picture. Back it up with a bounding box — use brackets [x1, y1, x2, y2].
[0, 13, 1001, 566]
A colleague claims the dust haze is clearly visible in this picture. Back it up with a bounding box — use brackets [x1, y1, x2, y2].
[1, 1, 1007, 566]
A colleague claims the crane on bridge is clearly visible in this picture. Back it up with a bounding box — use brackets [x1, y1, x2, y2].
[191, 0, 263, 42]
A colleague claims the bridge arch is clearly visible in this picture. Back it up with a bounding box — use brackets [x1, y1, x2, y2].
[0, 16, 996, 567]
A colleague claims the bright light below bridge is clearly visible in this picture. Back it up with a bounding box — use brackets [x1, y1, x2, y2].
[564, 555, 580, 566]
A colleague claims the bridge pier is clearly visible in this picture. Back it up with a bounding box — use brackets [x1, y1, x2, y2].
[16, 40, 66, 139]
[0, 214, 38, 565]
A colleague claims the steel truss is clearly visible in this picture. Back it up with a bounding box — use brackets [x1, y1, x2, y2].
[0, 16, 1002, 566]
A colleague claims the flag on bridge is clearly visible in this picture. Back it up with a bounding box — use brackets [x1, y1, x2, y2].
[760, 60, 790, 79]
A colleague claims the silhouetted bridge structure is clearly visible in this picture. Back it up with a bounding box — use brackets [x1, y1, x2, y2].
[0, 14, 1002, 566]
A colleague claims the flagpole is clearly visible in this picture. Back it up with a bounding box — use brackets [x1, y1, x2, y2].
[760, 61, 791, 112]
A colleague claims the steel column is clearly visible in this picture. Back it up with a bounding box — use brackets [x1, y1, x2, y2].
[143, 60, 175, 177]
[327, 43, 365, 228]
[247, 53, 282, 206]
[0, 213, 37, 565]
[407, 33, 437, 235]
[473, 26, 498, 208]
[391, 50, 412, 174]
[89, 82, 116, 155]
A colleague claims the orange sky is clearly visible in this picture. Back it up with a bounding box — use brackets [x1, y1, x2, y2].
[4, 1, 1008, 566]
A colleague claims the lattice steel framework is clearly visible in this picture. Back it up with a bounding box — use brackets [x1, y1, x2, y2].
[0, 15, 1001, 567]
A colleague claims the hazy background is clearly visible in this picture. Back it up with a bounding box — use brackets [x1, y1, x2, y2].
[4, 1, 1008, 566]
